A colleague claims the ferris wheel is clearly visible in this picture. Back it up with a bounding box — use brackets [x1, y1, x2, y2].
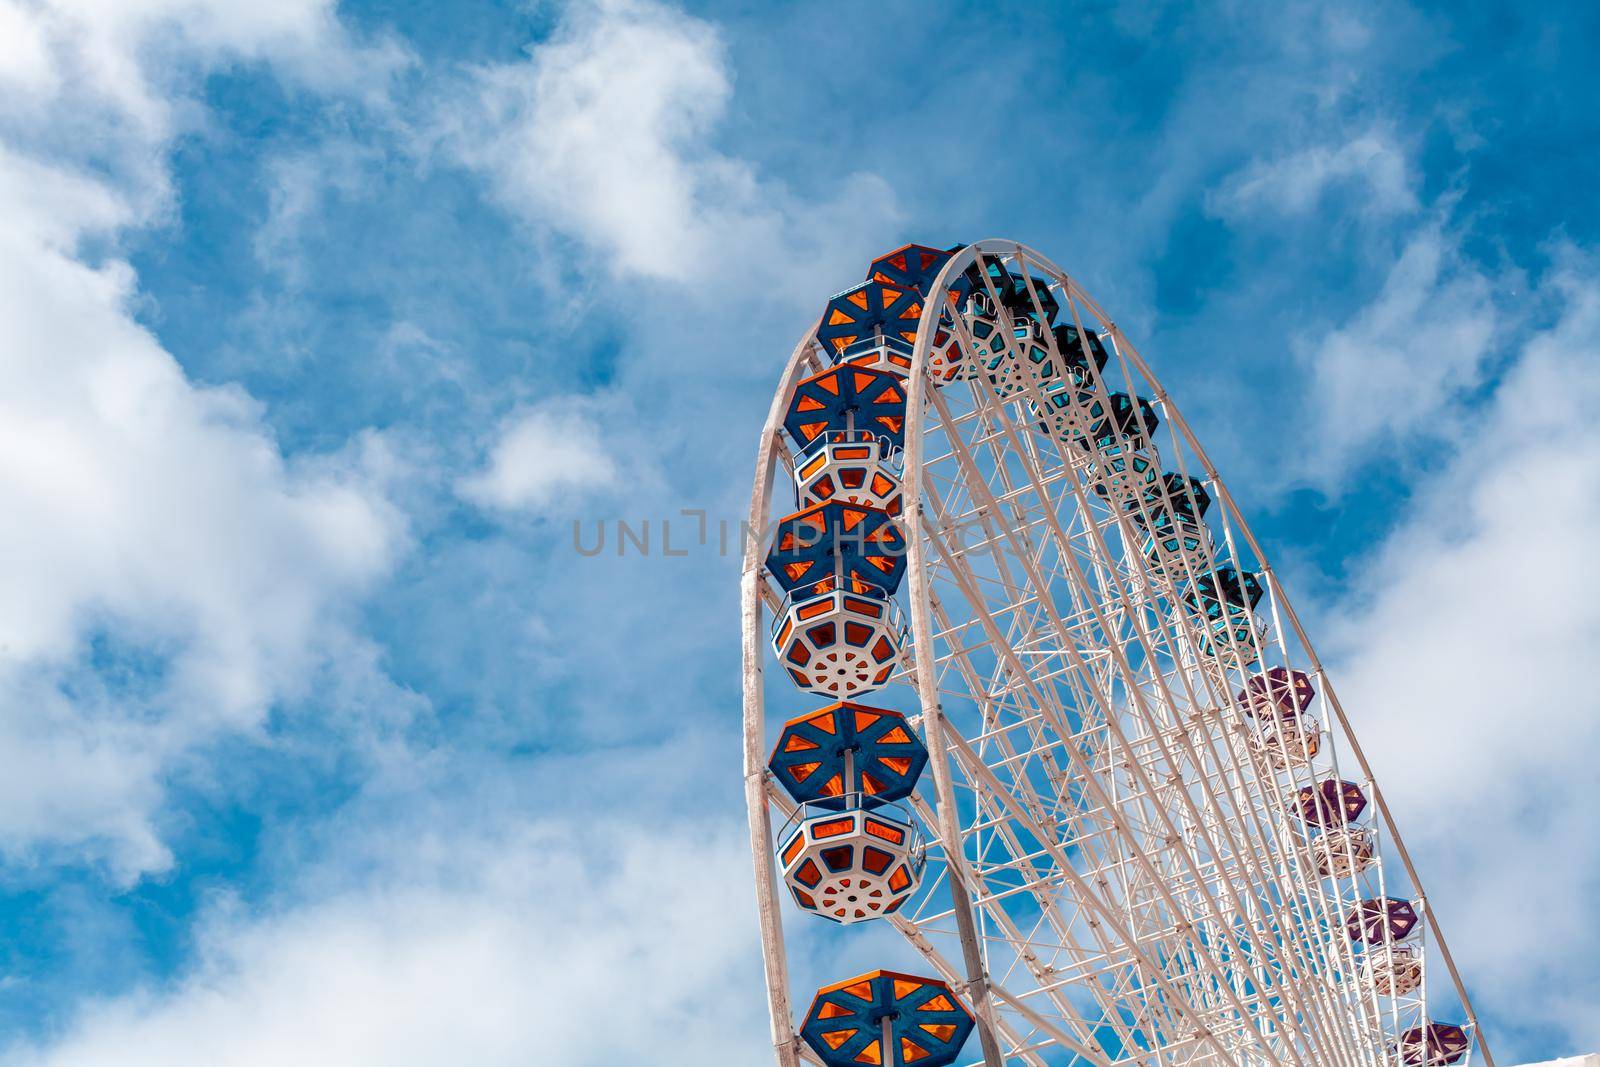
[740, 240, 1495, 1067]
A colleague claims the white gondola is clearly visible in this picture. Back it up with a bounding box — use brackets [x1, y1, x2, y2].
[775, 798, 925, 925]
[792, 430, 903, 517]
[770, 586, 906, 700]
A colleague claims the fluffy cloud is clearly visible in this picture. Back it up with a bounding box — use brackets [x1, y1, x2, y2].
[1290, 220, 1502, 487]
[0, 2, 405, 876]
[0, 818, 769, 1067]
[1325, 252, 1600, 1054]
[458, 400, 621, 513]
[0, 0, 403, 136]
[1211, 129, 1417, 219]
[440, 0, 898, 290]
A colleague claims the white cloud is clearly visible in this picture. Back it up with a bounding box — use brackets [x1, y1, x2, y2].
[0, 0, 405, 138]
[1211, 128, 1418, 219]
[252, 141, 378, 284]
[1325, 251, 1600, 1055]
[0, 818, 770, 1067]
[458, 401, 621, 513]
[0, 2, 406, 877]
[440, 0, 898, 289]
[0, 1, 56, 95]
[1291, 220, 1501, 486]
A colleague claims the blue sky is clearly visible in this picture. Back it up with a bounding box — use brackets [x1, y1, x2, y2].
[0, 0, 1596, 1063]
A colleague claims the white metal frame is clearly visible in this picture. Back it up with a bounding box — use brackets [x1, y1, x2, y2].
[742, 240, 1493, 1067]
